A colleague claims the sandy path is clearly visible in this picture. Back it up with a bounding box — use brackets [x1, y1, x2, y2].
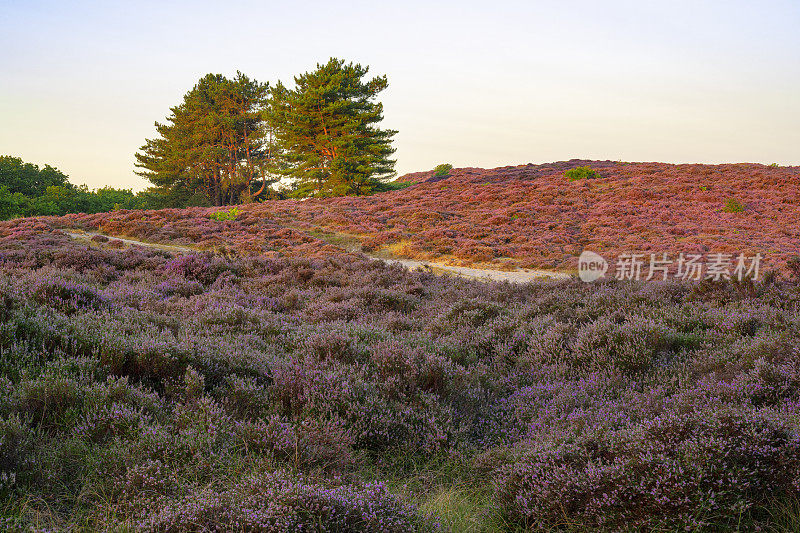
[65, 230, 569, 283]
[376, 257, 570, 282]
[299, 228, 572, 282]
[65, 231, 196, 254]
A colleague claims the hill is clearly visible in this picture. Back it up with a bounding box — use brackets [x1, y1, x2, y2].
[2, 167, 800, 530]
[258, 159, 799, 271]
[4, 160, 797, 275]
[1, 203, 800, 530]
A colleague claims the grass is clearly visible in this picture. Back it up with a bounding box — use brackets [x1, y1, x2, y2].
[417, 485, 506, 532]
[361, 455, 512, 533]
[768, 496, 800, 532]
[375, 239, 416, 259]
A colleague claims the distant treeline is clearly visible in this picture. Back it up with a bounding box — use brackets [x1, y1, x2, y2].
[0, 156, 169, 220]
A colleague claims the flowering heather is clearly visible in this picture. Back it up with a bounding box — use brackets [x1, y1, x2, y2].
[8, 161, 798, 274]
[0, 215, 799, 530]
[140, 471, 432, 532]
[255, 160, 800, 271]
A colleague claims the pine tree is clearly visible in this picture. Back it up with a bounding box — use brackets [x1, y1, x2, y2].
[266, 58, 397, 197]
[135, 73, 274, 206]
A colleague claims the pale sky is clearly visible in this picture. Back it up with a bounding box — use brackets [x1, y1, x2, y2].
[2, 0, 798, 190]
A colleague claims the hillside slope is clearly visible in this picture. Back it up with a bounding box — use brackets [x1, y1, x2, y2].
[2, 203, 800, 530]
[2, 160, 798, 273]
[260, 160, 800, 271]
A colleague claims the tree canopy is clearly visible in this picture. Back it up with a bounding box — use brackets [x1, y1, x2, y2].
[136, 61, 397, 202]
[4, 60, 400, 220]
[0, 156, 71, 197]
[135, 72, 274, 206]
[0, 156, 148, 220]
[265, 58, 397, 197]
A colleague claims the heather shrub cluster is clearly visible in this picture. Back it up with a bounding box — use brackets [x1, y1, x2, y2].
[12, 161, 799, 274]
[493, 408, 800, 530]
[0, 222, 799, 530]
[252, 160, 799, 271]
[140, 472, 430, 532]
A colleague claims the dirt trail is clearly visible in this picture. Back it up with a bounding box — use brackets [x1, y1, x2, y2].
[300, 228, 571, 282]
[376, 257, 570, 282]
[65, 230, 570, 283]
[65, 231, 197, 254]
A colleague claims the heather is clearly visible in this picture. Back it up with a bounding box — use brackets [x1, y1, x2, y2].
[13, 161, 798, 277]
[248, 160, 799, 272]
[1, 222, 800, 530]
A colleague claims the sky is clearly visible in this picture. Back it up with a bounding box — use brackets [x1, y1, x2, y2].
[1, 0, 799, 191]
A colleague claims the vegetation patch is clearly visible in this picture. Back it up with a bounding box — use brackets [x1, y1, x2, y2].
[1, 222, 799, 530]
[208, 207, 241, 221]
[723, 197, 746, 213]
[433, 163, 453, 178]
[564, 165, 602, 180]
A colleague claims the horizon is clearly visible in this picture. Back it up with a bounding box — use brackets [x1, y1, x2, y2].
[2, 0, 799, 191]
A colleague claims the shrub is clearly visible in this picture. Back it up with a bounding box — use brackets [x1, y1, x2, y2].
[140, 471, 432, 532]
[237, 415, 358, 472]
[2, 214, 800, 530]
[372, 180, 414, 193]
[220, 376, 271, 419]
[787, 256, 800, 283]
[154, 277, 204, 297]
[7, 160, 794, 274]
[31, 278, 108, 315]
[493, 408, 800, 531]
[209, 207, 240, 221]
[114, 458, 178, 515]
[433, 163, 453, 178]
[11, 375, 84, 433]
[572, 315, 673, 372]
[73, 402, 148, 442]
[723, 197, 746, 213]
[564, 165, 601, 180]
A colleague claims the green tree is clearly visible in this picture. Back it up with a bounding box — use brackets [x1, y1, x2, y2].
[135, 72, 275, 206]
[0, 155, 158, 218]
[0, 155, 71, 197]
[81, 186, 145, 212]
[266, 58, 397, 197]
[25, 185, 81, 216]
[0, 186, 26, 220]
